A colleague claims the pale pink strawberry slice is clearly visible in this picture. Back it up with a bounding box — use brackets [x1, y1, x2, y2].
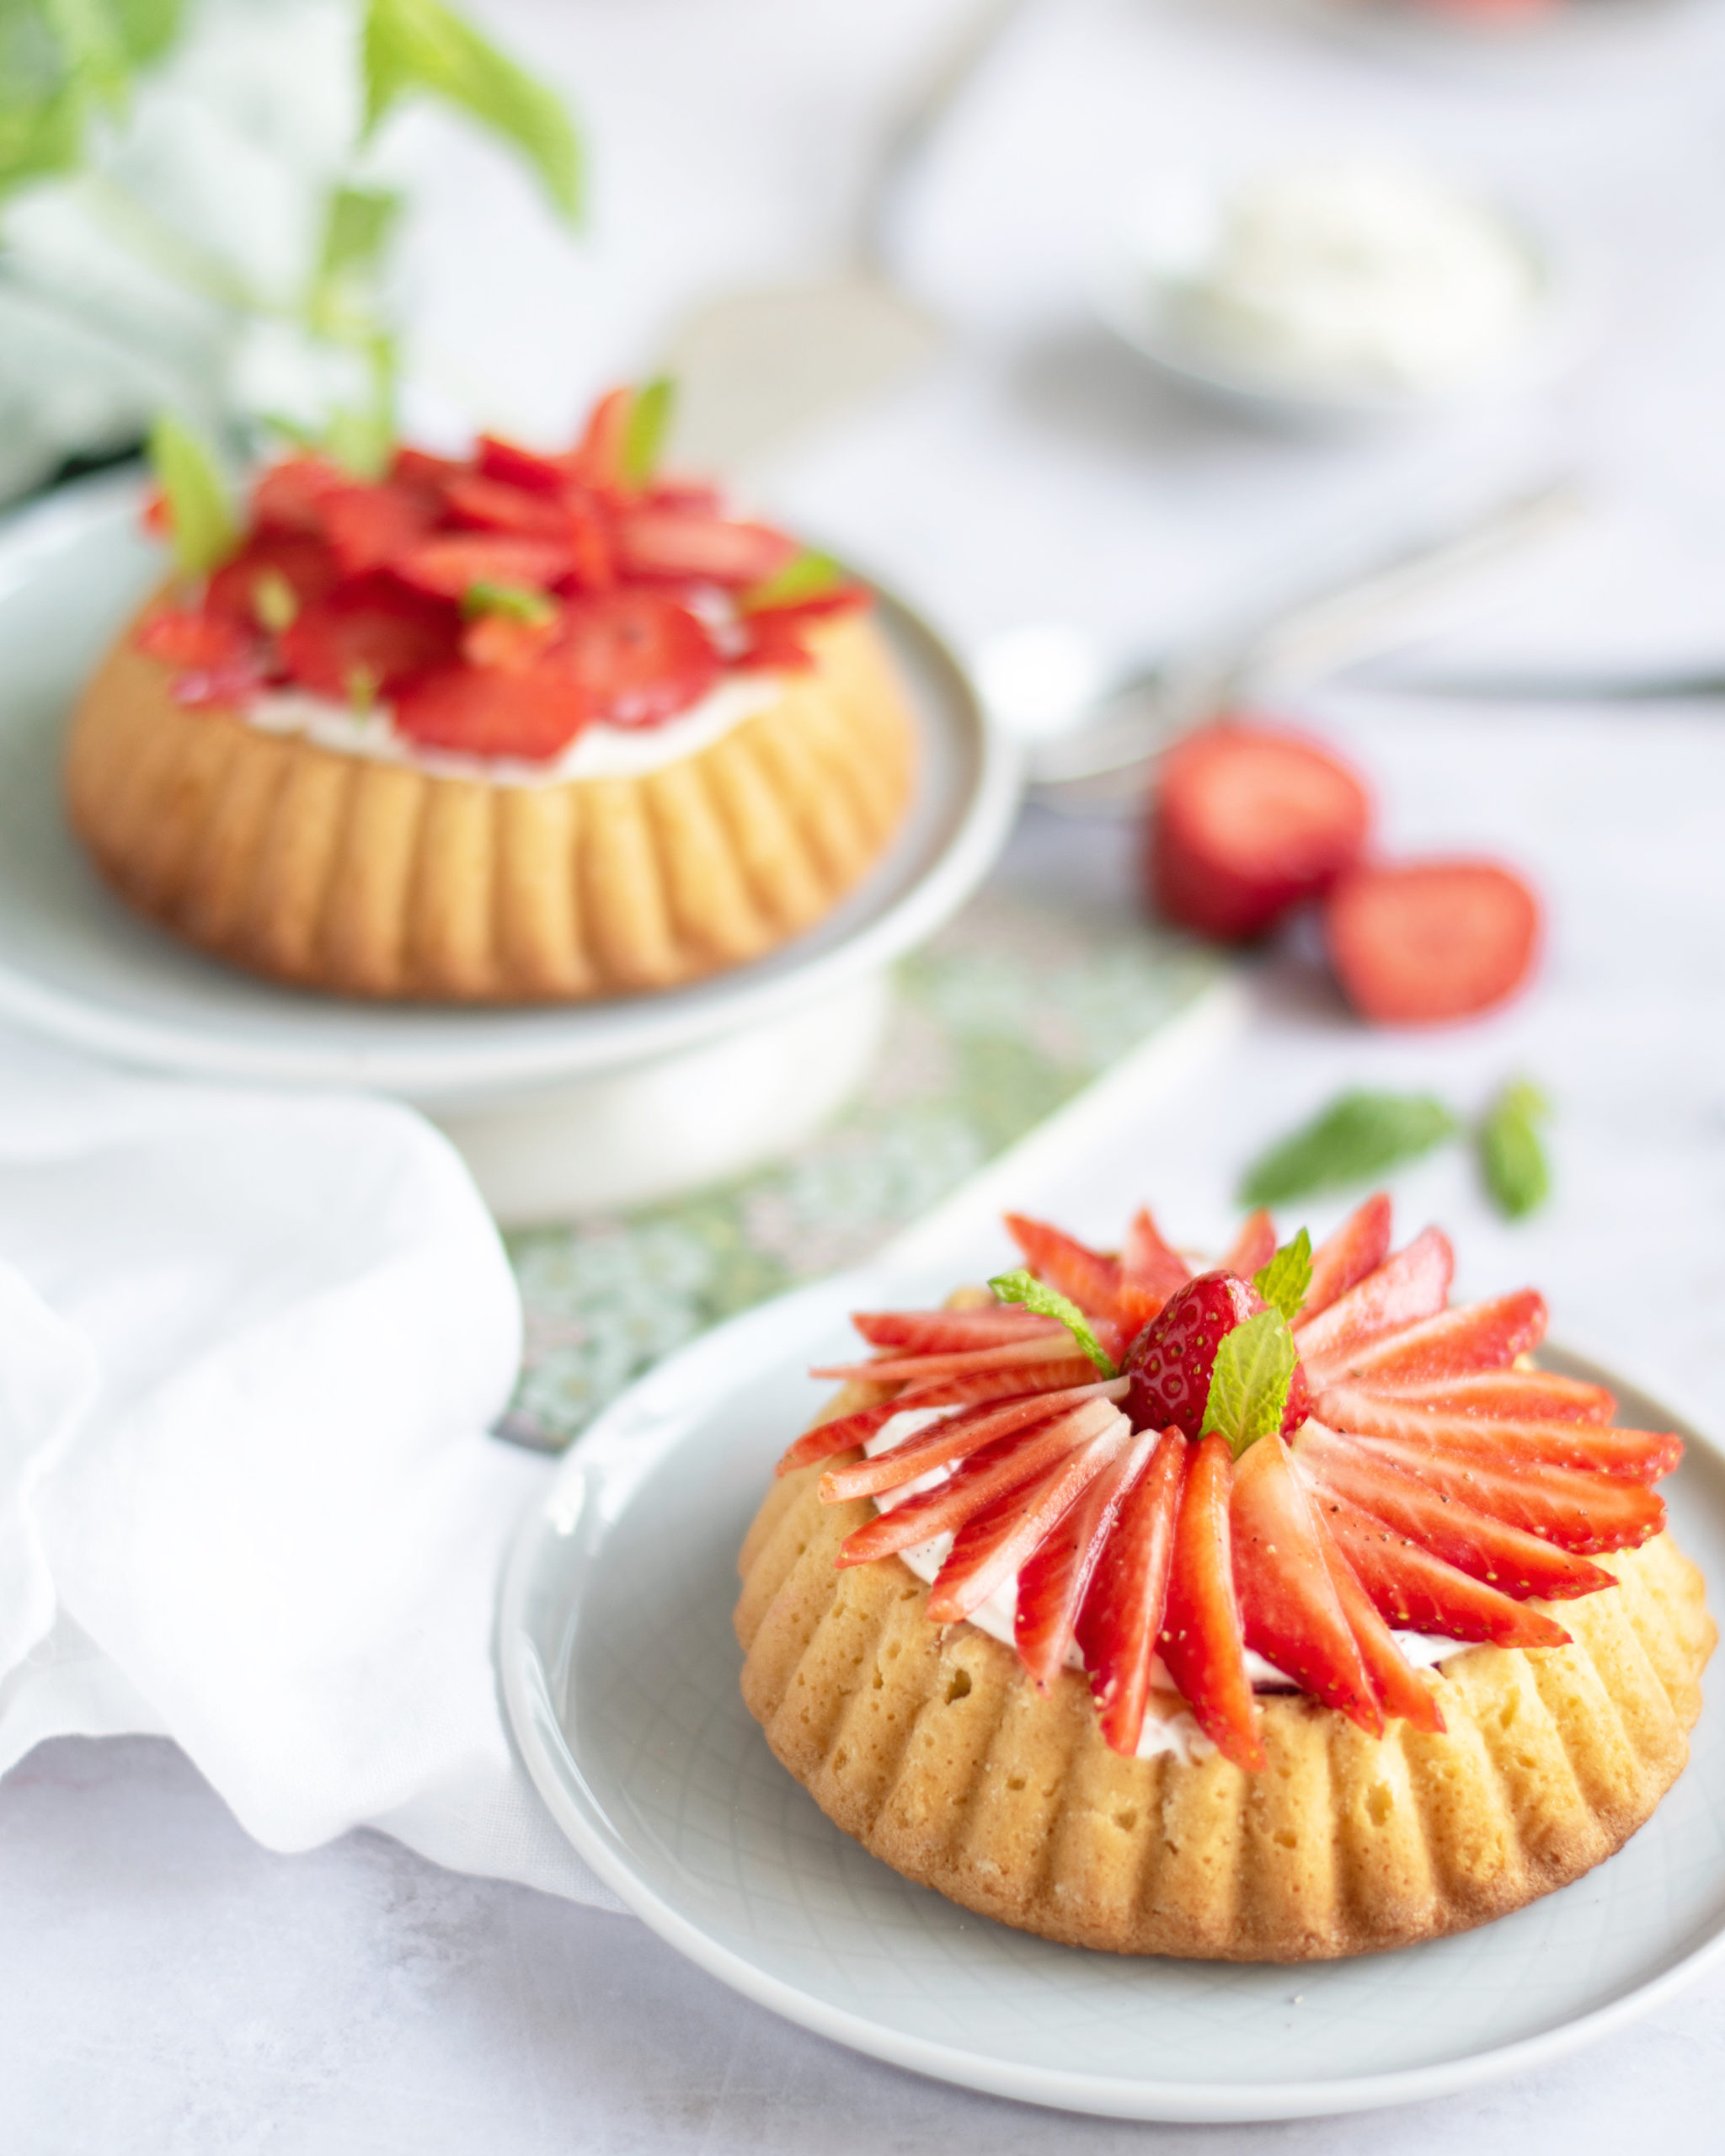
[1119, 1209, 1193, 1326]
[1311, 1513, 1445, 1733]
[1222, 1209, 1278, 1280]
[1292, 1422, 1613, 1600]
[1125, 1273, 1310, 1440]
[615, 510, 797, 587]
[1324, 1291, 1546, 1388]
[1357, 1369, 1614, 1424]
[896, 1357, 1100, 1412]
[1159, 1433, 1265, 1771]
[926, 1410, 1131, 1624]
[1018, 1428, 1162, 1694]
[1316, 1489, 1571, 1650]
[1069, 1428, 1188, 1749]
[1004, 1213, 1124, 1321]
[1231, 1433, 1381, 1735]
[848, 1309, 1064, 1353]
[1334, 1434, 1664, 1556]
[1314, 1386, 1680, 1482]
[820, 1380, 1125, 1502]
[809, 1335, 1080, 1385]
[775, 1400, 902, 1476]
[1302, 1193, 1393, 1319]
[1293, 1226, 1454, 1379]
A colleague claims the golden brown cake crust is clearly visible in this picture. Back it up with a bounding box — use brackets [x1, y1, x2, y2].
[734, 1441, 1716, 1963]
[64, 608, 916, 1002]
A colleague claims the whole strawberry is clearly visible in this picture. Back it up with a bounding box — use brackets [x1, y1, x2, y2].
[1125, 1272, 1311, 1438]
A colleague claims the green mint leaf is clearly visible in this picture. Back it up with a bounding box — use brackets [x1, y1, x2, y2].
[1252, 1229, 1312, 1326]
[147, 411, 236, 575]
[462, 579, 555, 623]
[1201, 1310, 1297, 1460]
[987, 1268, 1116, 1379]
[621, 376, 676, 489]
[1479, 1079, 1551, 1220]
[321, 398, 395, 480]
[318, 184, 402, 286]
[743, 549, 846, 613]
[362, 0, 583, 227]
[1241, 1091, 1461, 1206]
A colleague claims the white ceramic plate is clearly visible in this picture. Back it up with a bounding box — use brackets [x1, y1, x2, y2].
[0, 475, 1017, 1102]
[500, 1272, 1725, 2124]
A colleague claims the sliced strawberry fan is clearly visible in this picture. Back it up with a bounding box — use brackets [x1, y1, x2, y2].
[793, 1193, 1681, 1772]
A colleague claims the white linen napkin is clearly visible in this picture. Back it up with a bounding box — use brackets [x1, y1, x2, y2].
[0, 1026, 620, 1911]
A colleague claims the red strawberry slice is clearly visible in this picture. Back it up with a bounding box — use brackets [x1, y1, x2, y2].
[1159, 1433, 1265, 1770]
[441, 472, 572, 540]
[1328, 1291, 1546, 1387]
[1231, 1433, 1381, 1734]
[1358, 1369, 1615, 1424]
[897, 1358, 1100, 1412]
[1070, 1429, 1188, 1750]
[1004, 1213, 1123, 1321]
[392, 665, 587, 761]
[849, 1310, 1065, 1353]
[926, 1411, 1131, 1623]
[1311, 1518, 1445, 1733]
[1121, 1208, 1192, 1304]
[1020, 1428, 1159, 1694]
[1332, 1434, 1665, 1556]
[1316, 1490, 1571, 1650]
[836, 1400, 1118, 1571]
[821, 1380, 1124, 1502]
[278, 579, 461, 696]
[1292, 1423, 1613, 1601]
[1150, 722, 1372, 942]
[1302, 1193, 1392, 1320]
[320, 482, 439, 574]
[1314, 1386, 1679, 1482]
[251, 454, 347, 534]
[206, 531, 341, 625]
[567, 386, 633, 494]
[136, 608, 254, 673]
[615, 509, 797, 588]
[548, 590, 718, 728]
[776, 1400, 903, 1476]
[1294, 1226, 1455, 1379]
[462, 609, 563, 675]
[1222, 1209, 1278, 1280]
[476, 434, 569, 498]
[390, 446, 467, 491]
[1125, 1272, 1307, 1441]
[1325, 859, 1541, 1025]
[810, 1335, 1077, 1385]
[735, 608, 816, 671]
[393, 535, 573, 600]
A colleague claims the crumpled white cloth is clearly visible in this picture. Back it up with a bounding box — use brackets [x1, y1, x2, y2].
[0, 1026, 619, 1910]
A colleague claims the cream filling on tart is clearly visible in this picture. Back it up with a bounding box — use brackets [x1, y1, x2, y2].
[866, 1409, 1474, 1766]
[241, 670, 786, 787]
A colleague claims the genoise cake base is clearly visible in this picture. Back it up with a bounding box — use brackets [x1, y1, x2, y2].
[736, 1444, 1714, 1963]
[65, 611, 915, 1002]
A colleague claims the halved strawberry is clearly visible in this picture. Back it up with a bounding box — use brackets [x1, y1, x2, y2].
[1332, 1433, 1664, 1555]
[206, 531, 341, 625]
[321, 482, 439, 574]
[1159, 1433, 1265, 1769]
[1222, 1209, 1278, 1280]
[821, 1380, 1124, 1502]
[1316, 1489, 1571, 1650]
[1302, 1193, 1393, 1320]
[1231, 1433, 1381, 1733]
[1292, 1422, 1613, 1600]
[251, 454, 347, 534]
[776, 1399, 903, 1476]
[926, 1410, 1131, 1623]
[1125, 1273, 1308, 1440]
[392, 665, 587, 761]
[393, 535, 573, 600]
[278, 579, 462, 696]
[1358, 1369, 1615, 1423]
[1294, 1226, 1455, 1380]
[615, 509, 797, 588]
[1314, 1386, 1678, 1481]
[1004, 1213, 1122, 1321]
[1311, 1518, 1445, 1733]
[1327, 1291, 1546, 1387]
[1020, 1428, 1161, 1694]
[849, 1309, 1065, 1353]
[1069, 1429, 1188, 1746]
[1325, 858, 1541, 1026]
[548, 590, 718, 728]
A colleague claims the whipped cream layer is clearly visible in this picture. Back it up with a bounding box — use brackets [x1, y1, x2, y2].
[243, 670, 786, 788]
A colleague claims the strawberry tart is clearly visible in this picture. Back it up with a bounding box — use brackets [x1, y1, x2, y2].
[735, 1197, 1713, 1961]
[66, 387, 916, 1001]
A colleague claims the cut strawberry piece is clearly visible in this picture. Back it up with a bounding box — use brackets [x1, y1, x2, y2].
[734, 610, 815, 671]
[836, 1401, 1118, 1571]
[462, 610, 562, 674]
[1314, 1386, 1678, 1482]
[392, 665, 587, 761]
[1294, 1226, 1455, 1380]
[278, 579, 462, 696]
[1330, 1291, 1546, 1387]
[1231, 1433, 1381, 1734]
[1004, 1213, 1123, 1321]
[1359, 1369, 1615, 1424]
[251, 454, 347, 534]
[136, 607, 255, 674]
[643, 480, 722, 515]
[567, 386, 633, 494]
[1316, 1490, 1571, 1650]
[615, 509, 798, 588]
[1222, 1209, 1278, 1280]
[1121, 1209, 1192, 1301]
[441, 471, 571, 540]
[548, 590, 718, 728]
[775, 1400, 903, 1476]
[206, 531, 341, 625]
[1311, 1519, 1445, 1734]
[1335, 1434, 1664, 1556]
[927, 1410, 1131, 1623]
[821, 1381, 1124, 1502]
[1159, 1433, 1265, 1770]
[1021, 1429, 1159, 1694]
[849, 1309, 1065, 1353]
[1292, 1422, 1613, 1601]
[1071, 1429, 1189, 1749]
[320, 482, 439, 574]
[896, 1358, 1098, 1412]
[1125, 1272, 1294, 1441]
[393, 535, 573, 600]
[1302, 1193, 1393, 1320]
[1325, 859, 1541, 1025]
[476, 434, 568, 498]
[390, 446, 467, 491]
[1150, 722, 1372, 942]
[811, 1335, 1088, 1386]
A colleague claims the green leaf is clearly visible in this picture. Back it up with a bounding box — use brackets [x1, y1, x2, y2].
[147, 411, 236, 575]
[318, 184, 402, 288]
[743, 548, 847, 613]
[1241, 1091, 1461, 1207]
[621, 376, 676, 490]
[987, 1268, 1116, 1379]
[462, 579, 555, 624]
[321, 398, 395, 480]
[362, 0, 582, 226]
[1201, 1310, 1297, 1460]
[1479, 1080, 1551, 1221]
[1252, 1229, 1312, 1326]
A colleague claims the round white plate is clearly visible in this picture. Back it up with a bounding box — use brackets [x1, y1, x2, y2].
[0, 475, 1017, 1102]
[501, 1270, 1725, 2123]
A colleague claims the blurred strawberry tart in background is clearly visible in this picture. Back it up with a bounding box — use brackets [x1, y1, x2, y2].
[737, 1196, 1712, 1961]
[65, 385, 916, 1002]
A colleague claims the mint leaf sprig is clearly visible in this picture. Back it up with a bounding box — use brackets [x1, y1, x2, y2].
[1479, 1081, 1551, 1220]
[1252, 1229, 1311, 1326]
[147, 413, 236, 576]
[988, 1269, 1117, 1379]
[1242, 1091, 1458, 1206]
[1201, 1310, 1297, 1460]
